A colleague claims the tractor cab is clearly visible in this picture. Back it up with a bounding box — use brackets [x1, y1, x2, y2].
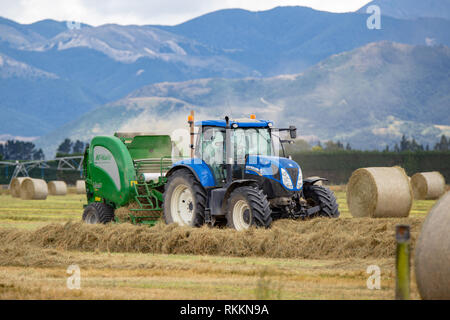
[194, 118, 277, 186]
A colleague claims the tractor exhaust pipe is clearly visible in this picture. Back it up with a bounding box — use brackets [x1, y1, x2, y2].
[225, 116, 232, 185]
[188, 110, 195, 159]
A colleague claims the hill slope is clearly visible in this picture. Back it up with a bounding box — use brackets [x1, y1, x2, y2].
[358, 0, 450, 20]
[34, 42, 450, 157]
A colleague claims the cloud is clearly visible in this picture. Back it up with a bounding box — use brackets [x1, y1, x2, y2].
[0, 0, 371, 26]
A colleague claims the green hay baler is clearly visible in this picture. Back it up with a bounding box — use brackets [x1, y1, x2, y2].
[82, 132, 173, 226]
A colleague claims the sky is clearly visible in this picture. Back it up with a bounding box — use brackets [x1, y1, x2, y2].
[0, 0, 373, 26]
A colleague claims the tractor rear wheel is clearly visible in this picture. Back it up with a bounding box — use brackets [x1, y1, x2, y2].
[82, 202, 115, 224]
[163, 169, 207, 227]
[303, 185, 340, 218]
[226, 186, 272, 230]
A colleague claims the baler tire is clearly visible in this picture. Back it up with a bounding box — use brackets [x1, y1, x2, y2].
[303, 185, 340, 218]
[163, 169, 207, 227]
[82, 202, 115, 224]
[226, 186, 272, 230]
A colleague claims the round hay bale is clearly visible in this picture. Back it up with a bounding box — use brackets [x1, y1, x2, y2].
[76, 180, 85, 194]
[415, 191, 450, 300]
[411, 172, 445, 200]
[347, 167, 412, 218]
[10, 177, 26, 197]
[19, 178, 48, 200]
[48, 181, 67, 196]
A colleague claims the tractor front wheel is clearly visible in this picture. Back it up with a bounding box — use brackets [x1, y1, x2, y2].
[82, 202, 115, 224]
[302, 185, 340, 218]
[163, 169, 207, 227]
[226, 186, 272, 230]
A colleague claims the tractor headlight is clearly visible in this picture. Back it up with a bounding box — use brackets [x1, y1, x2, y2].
[296, 168, 303, 189]
[281, 168, 293, 189]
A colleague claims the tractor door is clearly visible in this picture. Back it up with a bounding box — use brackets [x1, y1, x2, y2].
[196, 126, 226, 185]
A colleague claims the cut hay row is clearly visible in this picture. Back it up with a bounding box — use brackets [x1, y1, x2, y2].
[19, 178, 48, 200]
[48, 181, 67, 196]
[347, 167, 412, 218]
[411, 172, 446, 200]
[415, 191, 450, 300]
[0, 218, 423, 260]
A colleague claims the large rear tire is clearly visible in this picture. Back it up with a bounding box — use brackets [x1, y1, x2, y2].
[163, 169, 207, 227]
[226, 186, 272, 230]
[82, 202, 115, 224]
[303, 185, 340, 218]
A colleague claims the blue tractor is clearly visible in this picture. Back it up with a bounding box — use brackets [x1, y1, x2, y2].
[164, 114, 339, 230]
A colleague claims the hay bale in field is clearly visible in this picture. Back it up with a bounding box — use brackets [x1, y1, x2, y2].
[411, 172, 445, 200]
[48, 181, 67, 196]
[19, 178, 48, 200]
[347, 167, 412, 218]
[76, 180, 85, 194]
[415, 191, 450, 300]
[10, 177, 26, 197]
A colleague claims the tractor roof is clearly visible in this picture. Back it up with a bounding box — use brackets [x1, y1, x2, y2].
[195, 119, 273, 128]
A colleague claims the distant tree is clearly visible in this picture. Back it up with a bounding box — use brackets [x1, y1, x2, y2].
[383, 145, 390, 152]
[426, 144, 430, 151]
[312, 141, 323, 151]
[57, 138, 73, 155]
[33, 149, 45, 160]
[400, 135, 409, 152]
[434, 135, 449, 151]
[345, 143, 352, 151]
[324, 140, 345, 151]
[72, 140, 85, 154]
[394, 143, 400, 152]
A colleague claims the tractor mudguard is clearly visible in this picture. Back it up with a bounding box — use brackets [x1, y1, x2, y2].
[303, 177, 328, 185]
[220, 179, 259, 213]
[166, 160, 216, 188]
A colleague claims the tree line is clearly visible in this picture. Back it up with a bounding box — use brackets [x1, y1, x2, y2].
[0, 138, 88, 161]
[56, 138, 87, 157]
[0, 140, 44, 161]
[306, 135, 449, 152]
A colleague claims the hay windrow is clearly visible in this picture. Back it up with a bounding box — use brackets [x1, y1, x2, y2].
[347, 167, 412, 218]
[415, 191, 450, 300]
[411, 171, 445, 200]
[0, 218, 423, 260]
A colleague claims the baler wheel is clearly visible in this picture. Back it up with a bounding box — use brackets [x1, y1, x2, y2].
[226, 186, 272, 230]
[82, 202, 115, 224]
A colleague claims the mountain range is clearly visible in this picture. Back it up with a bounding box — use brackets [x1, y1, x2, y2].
[0, 1, 449, 156]
[34, 41, 450, 156]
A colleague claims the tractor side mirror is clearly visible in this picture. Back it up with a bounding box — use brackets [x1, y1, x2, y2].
[289, 126, 297, 139]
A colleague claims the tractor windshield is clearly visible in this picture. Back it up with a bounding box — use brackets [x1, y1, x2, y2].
[197, 126, 273, 166]
[232, 128, 273, 163]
